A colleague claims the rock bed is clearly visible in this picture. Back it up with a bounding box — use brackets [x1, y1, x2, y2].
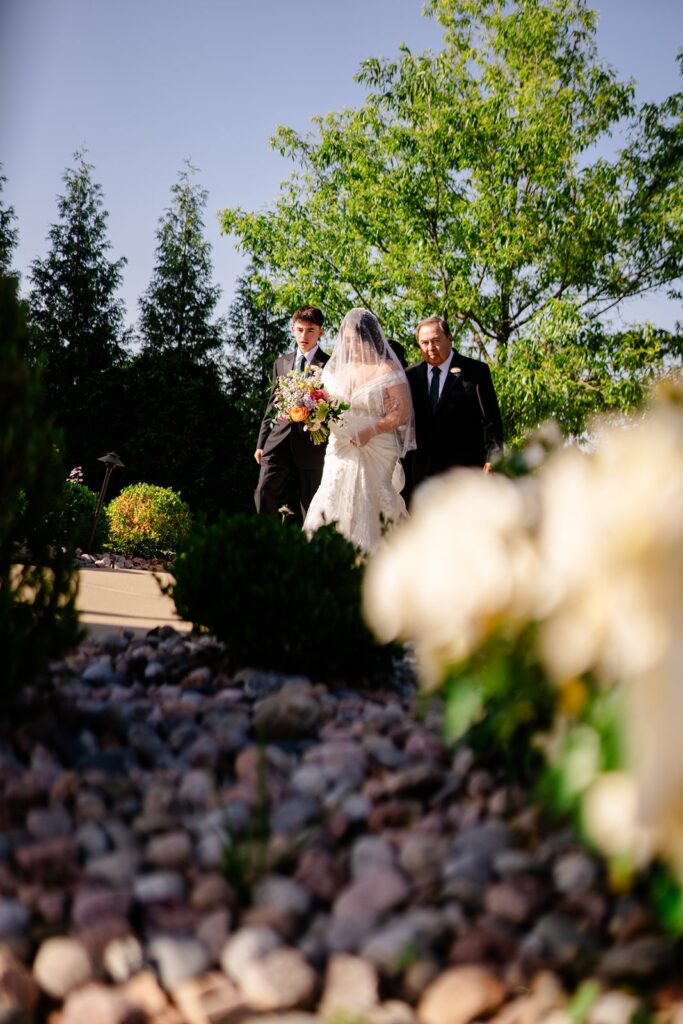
[1, 626, 681, 1024]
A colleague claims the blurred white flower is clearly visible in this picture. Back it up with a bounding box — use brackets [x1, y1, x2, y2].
[537, 403, 683, 685]
[363, 469, 539, 688]
[583, 772, 653, 869]
[365, 387, 683, 880]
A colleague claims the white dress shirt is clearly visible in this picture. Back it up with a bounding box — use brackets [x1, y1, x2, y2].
[428, 352, 453, 400]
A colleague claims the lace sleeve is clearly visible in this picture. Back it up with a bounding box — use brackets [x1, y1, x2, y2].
[376, 380, 412, 433]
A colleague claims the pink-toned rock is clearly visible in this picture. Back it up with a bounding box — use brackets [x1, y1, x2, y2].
[0, 945, 40, 1012]
[14, 836, 78, 878]
[60, 982, 143, 1024]
[190, 873, 236, 912]
[172, 972, 245, 1024]
[196, 908, 232, 961]
[417, 966, 507, 1024]
[146, 831, 193, 869]
[253, 688, 320, 741]
[318, 953, 379, 1018]
[121, 970, 171, 1015]
[239, 947, 317, 1011]
[33, 936, 94, 999]
[370, 1003, 418, 1024]
[72, 886, 133, 929]
[332, 869, 410, 920]
[295, 847, 347, 903]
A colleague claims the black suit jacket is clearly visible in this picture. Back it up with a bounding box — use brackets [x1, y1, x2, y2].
[257, 347, 330, 468]
[405, 351, 503, 492]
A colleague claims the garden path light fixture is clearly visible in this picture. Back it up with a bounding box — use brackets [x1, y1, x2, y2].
[88, 451, 125, 553]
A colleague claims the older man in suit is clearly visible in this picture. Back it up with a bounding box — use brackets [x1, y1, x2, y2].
[254, 305, 330, 521]
[404, 315, 503, 504]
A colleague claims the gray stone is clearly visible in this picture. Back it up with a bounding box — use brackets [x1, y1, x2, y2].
[25, 805, 72, 840]
[452, 821, 514, 858]
[341, 793, 372, 822]
[520, 913, 589, 970]
[290, 764, 328, 799]
[253, 688, 320, 741]
[82, 655, 118, 684]
[147, 933, 211, 990]
[133, 870, 186, 904]
[350, 836, 396, 880]
[85, 849, 141, 886]
[178, 768, 215, 806]
[361, 918, 426, 975]
[333, 869, 409, 920]
[146, 830, 193, 869]
[441, 851, 493, 906]
[598, 936, 675, 982]
[220, 925, 283, 980]
[553, 851, 598, 894]
[326, 913, 378, 954]
[239, 947, 317, 1011]
[75, 821, 110, 858]
[0, 900, 30, 939]
[253, 875, 312, 920]
[271, 796, 320, 836]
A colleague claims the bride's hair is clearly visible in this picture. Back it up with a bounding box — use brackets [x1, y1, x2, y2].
[353, 310, 385, 355]
[325, 308, 416, 459]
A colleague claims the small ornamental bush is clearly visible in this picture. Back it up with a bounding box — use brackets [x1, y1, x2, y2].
[0, 274, 81, 706]
[106, 483, 192, 559]
[170, 513, 399, 682]
[42, 480, 105, 552]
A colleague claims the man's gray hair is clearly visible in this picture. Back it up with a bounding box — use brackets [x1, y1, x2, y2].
[415, 315, 451, 340]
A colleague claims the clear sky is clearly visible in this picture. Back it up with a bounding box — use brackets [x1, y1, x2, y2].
[1, 0, 681, 333]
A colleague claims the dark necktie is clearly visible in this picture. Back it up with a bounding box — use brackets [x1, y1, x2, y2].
[429, 365, 441, 411]
[296, 353, 306, 373]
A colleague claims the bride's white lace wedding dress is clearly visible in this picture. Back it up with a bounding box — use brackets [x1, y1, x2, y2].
[304, 368, 410, 553]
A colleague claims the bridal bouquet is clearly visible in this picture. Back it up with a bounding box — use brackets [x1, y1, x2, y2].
[272, 365, 348, 445]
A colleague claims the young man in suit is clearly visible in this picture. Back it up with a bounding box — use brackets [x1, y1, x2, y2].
[404, 315, 503, 505]
[254, 305, 330, 521]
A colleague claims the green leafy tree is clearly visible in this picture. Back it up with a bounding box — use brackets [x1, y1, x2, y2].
[221, 0, 682, 362]
[139, 164, 225, 362]
[28, 152, 128, 480]
[493, 303, 683, 445]
[0, 167, 19, 276]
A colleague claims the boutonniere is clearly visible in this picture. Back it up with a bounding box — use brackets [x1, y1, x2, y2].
[450, 367, 462, 376]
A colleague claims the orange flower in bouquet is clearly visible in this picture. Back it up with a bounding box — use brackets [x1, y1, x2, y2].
[272, 364, 349, 445]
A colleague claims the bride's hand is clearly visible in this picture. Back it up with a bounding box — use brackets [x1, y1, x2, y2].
[353, 424, 377, 448]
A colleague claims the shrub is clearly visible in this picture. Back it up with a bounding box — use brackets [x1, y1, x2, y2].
[41, 480, 106, 552]
[170, 513, 399, 682]
[106, 482, 192, 559]
[0, 274, 81, 706]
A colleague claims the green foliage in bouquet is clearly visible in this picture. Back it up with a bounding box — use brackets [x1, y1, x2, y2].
[106, 482, 192, 559]
[170, 513, 399, 681]
[0, 274, 82, 706]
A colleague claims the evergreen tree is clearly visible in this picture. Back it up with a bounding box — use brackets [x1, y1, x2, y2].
[224, 270, 292, 418]
[29, 152, 128, 480]
[139, 164, 225, 361]
[0, 167, 19, 276]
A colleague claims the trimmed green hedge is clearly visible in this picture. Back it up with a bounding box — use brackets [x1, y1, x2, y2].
[106, 482, 192, 559]
[170, 513, 400, 682]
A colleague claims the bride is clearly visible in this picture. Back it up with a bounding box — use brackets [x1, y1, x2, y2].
[304, 308, 415, 554]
